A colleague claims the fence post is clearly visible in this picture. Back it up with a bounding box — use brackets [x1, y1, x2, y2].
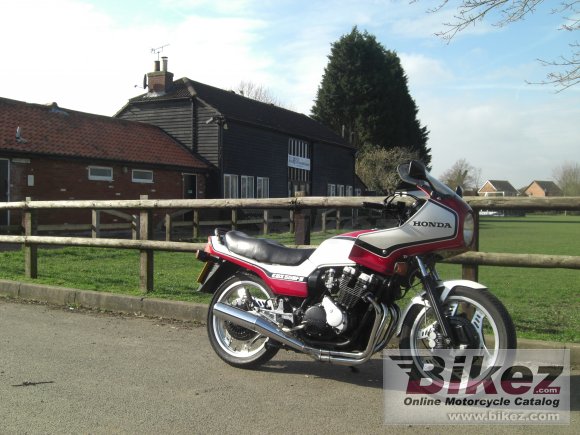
[321, 210, 327, 232]
[165, 213, 172, 242]
[131, 214, 138, 240]
[91, 210, 101, 239]
[336, 209, 341, 230]
[263, 209, 269, 235]
[289, 210, 295, 234]
[231, 209, 238, 231]
[462, 213, 480, 281]
[23, 197, 37, 279]
[193, 210, 199, 240]
[293, 192, 310, 245]
[139, 195, 154, 292]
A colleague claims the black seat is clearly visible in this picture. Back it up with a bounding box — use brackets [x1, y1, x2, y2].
[224, 231, 314, 266]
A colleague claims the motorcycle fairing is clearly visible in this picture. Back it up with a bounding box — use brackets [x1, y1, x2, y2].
[349, 199, 459, 274]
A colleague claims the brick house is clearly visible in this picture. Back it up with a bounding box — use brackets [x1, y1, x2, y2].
[523, 180, 562, 197]
[0, 97, 209, 226]
[478, 180, 519, 197]
[116, 58, 357, 200]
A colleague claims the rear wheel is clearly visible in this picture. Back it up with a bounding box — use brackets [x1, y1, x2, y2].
[400, 287, 516, 382]
[207, 274, 279, 369]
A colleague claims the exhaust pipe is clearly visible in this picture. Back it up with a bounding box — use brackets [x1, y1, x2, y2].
[212, 302, 310, 353]
[212, 298, 393, 366]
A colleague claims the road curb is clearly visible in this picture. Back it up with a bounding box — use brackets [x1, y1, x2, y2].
[0, 279, 207, 323]
[1, 279, 578, 364]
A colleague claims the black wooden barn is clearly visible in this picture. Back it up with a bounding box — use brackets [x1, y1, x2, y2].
[116, 58, 359, 199]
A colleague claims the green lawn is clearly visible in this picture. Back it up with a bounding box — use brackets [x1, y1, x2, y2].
[0, 214, 578, 342]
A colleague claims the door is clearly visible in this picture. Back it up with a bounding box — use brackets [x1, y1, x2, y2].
[183, 174, 197, 199]
[182, 174, 197, 222]
[0, 159, 9, 226]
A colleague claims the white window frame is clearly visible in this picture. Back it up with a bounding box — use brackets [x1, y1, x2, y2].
[132, 169, 154, 184]
[241, 175, 255, 198]
[224, 174, 239, 198]
[337, 185, 345, 197]
[257, 177, 270, 198]
[327, 183, 336, 197]
[346, 185, 353, 196]
[355, 188, 362, 196]
[88, 166, 113, 181]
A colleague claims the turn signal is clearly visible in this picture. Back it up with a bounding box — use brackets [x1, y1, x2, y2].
[394, 262, 409, 276]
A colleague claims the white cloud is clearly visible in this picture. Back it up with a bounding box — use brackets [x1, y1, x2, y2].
[423, 95, 580, 187]
[400, 53, 454, 87]
[0, 0, 273, 115]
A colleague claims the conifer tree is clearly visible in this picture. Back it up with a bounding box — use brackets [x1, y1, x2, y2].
[312, 27, 431, 166]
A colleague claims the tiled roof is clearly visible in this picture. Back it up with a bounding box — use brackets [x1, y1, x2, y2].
[0, 97, 208, 170]
[125, 78, 352, 148]
[527, 180, 562, 196]
[481, 180, 519, 194]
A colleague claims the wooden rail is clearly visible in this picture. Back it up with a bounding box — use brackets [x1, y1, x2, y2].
[0, 196, 579, 292]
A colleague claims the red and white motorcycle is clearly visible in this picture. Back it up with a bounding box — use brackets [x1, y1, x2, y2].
[196, 161, 516, 374]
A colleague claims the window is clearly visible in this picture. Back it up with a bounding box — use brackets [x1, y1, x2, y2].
[346, 185, 353, 196]
[241, 175, 255, 198]
[355, 188, 362, 196]
[327, 183, 336, 196]
[257, 177, 270, 198]
[337, 185, 345, 197]
[224, 174, 239, 198]
[88, 166, 113, 181]
[132, 169, 154, 183]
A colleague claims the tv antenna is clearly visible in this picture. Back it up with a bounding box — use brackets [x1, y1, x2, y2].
[151, 44, 169, 60]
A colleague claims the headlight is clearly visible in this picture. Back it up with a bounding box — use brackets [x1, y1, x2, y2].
[463, 213, 475, 247]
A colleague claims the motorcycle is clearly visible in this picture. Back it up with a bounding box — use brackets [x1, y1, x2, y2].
[196, 160, 516, 376]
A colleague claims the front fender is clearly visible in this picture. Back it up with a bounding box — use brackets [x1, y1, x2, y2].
[396, 279, 487, 336]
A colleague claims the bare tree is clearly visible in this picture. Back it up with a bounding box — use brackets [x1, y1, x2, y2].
[236, 80, 288, 108]
[416, 0, 579, 90]
[439, 158, 482, 191]
[356, 145, 419, 193]
[553, 162, 580, 195]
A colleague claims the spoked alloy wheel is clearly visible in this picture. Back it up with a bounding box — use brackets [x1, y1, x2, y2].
[207, 274, 279, 369]
[400, 287, 516, 384]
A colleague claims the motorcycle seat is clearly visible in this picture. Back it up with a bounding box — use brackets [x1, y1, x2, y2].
[224, 231, 315, 265]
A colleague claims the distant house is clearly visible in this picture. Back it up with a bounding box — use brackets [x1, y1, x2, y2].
[0, 97, 209, 226]
[478, 180, 519, 197]
[115, 57, 357, 199]
[524, 180, 562, 197]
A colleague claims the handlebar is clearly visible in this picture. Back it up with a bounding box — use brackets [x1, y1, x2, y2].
[363, 196, 423, 224]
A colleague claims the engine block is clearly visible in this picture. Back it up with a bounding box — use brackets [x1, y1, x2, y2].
[335, 267, 376, 309]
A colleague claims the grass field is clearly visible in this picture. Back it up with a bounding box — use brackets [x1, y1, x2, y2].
[0, 214, 578, 342]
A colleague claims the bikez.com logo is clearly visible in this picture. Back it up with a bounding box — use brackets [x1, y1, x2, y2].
[412, 220, 452, 229]
[391, 353, 563, 408]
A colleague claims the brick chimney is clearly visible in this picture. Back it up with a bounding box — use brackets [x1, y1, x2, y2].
[147, 56, 174, 94]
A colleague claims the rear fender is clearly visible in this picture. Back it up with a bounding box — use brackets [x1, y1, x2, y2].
[197, 260, 241, 293]
[396, 279, 487, 336]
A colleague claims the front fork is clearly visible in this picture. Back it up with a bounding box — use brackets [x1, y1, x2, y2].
[415, 256, 454, 346]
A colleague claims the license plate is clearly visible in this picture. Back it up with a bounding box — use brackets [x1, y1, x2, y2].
[197, 261, 214, 283]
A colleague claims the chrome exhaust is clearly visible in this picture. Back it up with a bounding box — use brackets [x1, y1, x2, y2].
[212, 296, 395, 366]
[212, 302, 310, 353]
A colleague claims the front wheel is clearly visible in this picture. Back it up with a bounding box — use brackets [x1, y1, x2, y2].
[207, 273, 279, 369]
[399, 287, 516, 382]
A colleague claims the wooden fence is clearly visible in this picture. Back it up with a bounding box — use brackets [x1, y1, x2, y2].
[0, 196, 579, 292]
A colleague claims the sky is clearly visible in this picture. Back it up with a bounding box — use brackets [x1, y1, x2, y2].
[1, 0, 578, 189]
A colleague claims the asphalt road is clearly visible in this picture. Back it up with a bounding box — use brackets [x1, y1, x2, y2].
[0, 298, 577, 434]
